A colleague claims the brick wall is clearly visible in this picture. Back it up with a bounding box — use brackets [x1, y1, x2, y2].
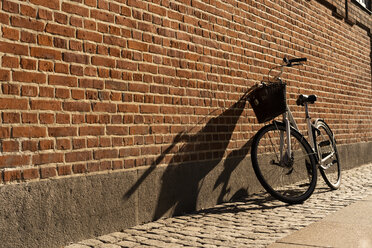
[0, 0, 371, 184]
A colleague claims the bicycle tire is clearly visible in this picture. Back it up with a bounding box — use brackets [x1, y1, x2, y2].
[251, 122, 317, 204]
[314, 120, 341, 190]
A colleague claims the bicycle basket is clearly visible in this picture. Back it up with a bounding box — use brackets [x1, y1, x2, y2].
[248, 82, 287, 123]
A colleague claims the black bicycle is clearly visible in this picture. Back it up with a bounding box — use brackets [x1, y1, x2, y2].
[248, 57, 341, 204]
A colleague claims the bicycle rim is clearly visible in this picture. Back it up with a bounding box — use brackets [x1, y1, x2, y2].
[315, 121, 341, 189]
[251, 123, 317, 204]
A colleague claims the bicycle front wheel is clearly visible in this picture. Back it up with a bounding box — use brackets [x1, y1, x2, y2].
[251, 123, 317, 204]
[314, 120, 341, 190]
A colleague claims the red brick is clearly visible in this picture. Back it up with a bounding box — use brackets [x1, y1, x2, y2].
[2, 56, 19, 68]
[33, 153, 63, 165]
[0, 127, 10, 139]
[0, 98, 28, 110]
[20, 58, 37, 69]
[29, 0, 59, 10]
[0, 41, 28, 55]
[63, 101, 90, 112]
[21, 85, 38, 97]
[56, 113, 70, 124]
[79, 126, 104, 136]
[54, 38, 67, 49]
[56, 139, 71, 150]
[0, 69, 10, 81]
[38, 60, 54, 72]
[77, 30, 102, 42]
[2, 113, 20, 123]
[55, 88, 70, 99]
[30, 47, 62, 60]
[57, 165, 72, 176]
[22, 113, 38, 124]
[79, 78, 104, 89]
[1, 140, 19, 152]
[40, 113, 54, 124]
[49, 75, 78, 87]
[37, 9, 53, 20]
[38, 87, 57, 99]
[2, 26, 19, 40]
[48, 127, 77, 137]
[72, 163, 87, 174]
[65, 151, 92, 163]
[30, 99, 61, 111]
[91, 9, 114, 22]
[12, 126, 46, 138]
[45, 23, 75, 37]
[106, 126, 129, 135]
[39, 139, 54, 150]
[62, 2, 89, 16]
[92, 56, 116, 67]
[63, 52, 89, 64]
[20, 4, 37, 18]
[3, 0, 19, 13]
[22, 140, 38, 152]
[21, 31, 36, 43]
[37, 34, 53, 46]
[2, 83, 19, 94]
[129, 126, 149, 135]
[0, 155, 30, 168]
[92, 102, 116, 113]
[71, 89, 85, 100]
[40, 167, 57, 179]
[128, 40, 148, 51]
[22, 168, 39, 180]
[94, 149, 118, 160]
[3, 170, 22, 182]
[11, 16, 44, 31]
[13, 71, 46, 84]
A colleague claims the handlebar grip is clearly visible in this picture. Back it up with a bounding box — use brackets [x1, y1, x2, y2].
[288, 57, 307, 64]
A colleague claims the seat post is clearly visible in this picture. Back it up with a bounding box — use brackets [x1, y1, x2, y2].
[304, 102, 310, 119]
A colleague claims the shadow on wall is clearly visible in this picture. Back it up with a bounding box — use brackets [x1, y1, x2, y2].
[123, 90, 255, 220]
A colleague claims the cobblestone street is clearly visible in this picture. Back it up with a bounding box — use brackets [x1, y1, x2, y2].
[66, 163, 372, 248]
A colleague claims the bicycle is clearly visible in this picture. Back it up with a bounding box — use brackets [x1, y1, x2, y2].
[248, 57, 341, 204]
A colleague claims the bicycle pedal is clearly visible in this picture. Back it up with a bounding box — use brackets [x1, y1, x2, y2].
[321, 152, 331, 159]
[318, 140, 330, 147]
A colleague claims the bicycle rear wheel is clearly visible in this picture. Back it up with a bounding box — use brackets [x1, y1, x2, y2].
[251, 122, 317, 204]
[314, 120, 341, 189]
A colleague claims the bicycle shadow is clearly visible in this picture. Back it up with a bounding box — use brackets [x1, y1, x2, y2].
[123, 90, 255, 220]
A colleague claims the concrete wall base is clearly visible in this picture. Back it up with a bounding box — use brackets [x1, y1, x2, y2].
[0, 141, 371, 248]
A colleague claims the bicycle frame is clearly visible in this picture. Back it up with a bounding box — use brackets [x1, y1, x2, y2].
[268, 58, 336, 169]
[279, 103, 336, 169]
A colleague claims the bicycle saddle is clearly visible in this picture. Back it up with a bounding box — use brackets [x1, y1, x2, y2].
[296, 94, 317, 106]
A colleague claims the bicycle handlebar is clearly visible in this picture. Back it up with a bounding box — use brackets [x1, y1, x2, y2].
[283, 57, 307, 67]
[265, 57, 308, 82]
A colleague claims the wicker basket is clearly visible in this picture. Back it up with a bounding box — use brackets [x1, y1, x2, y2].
[248, 82, 287, 123]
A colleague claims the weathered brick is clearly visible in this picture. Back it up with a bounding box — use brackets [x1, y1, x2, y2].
[29, 0, 59, 10]
[65, 151, 92, 163]
[0, 98, 28, 110]
[49, 75, 78, 87]
[30, 99, 61, 111]
[33, 153, 63, 165]
[63, 101, 91, 112]
[0, 41, 28, 55]
[79, 126, 104, 136]
[0, 155, 30, 168]
[22, 168, 39, 180]
[40, 166, 57, 179]
[63, 52, 90, 64]
[12, 126, 46, 138]
[13, 71, 46, 84]
[48, 127, 77, 137]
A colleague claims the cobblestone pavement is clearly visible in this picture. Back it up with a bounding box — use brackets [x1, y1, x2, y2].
[66, 163, 372, 248]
